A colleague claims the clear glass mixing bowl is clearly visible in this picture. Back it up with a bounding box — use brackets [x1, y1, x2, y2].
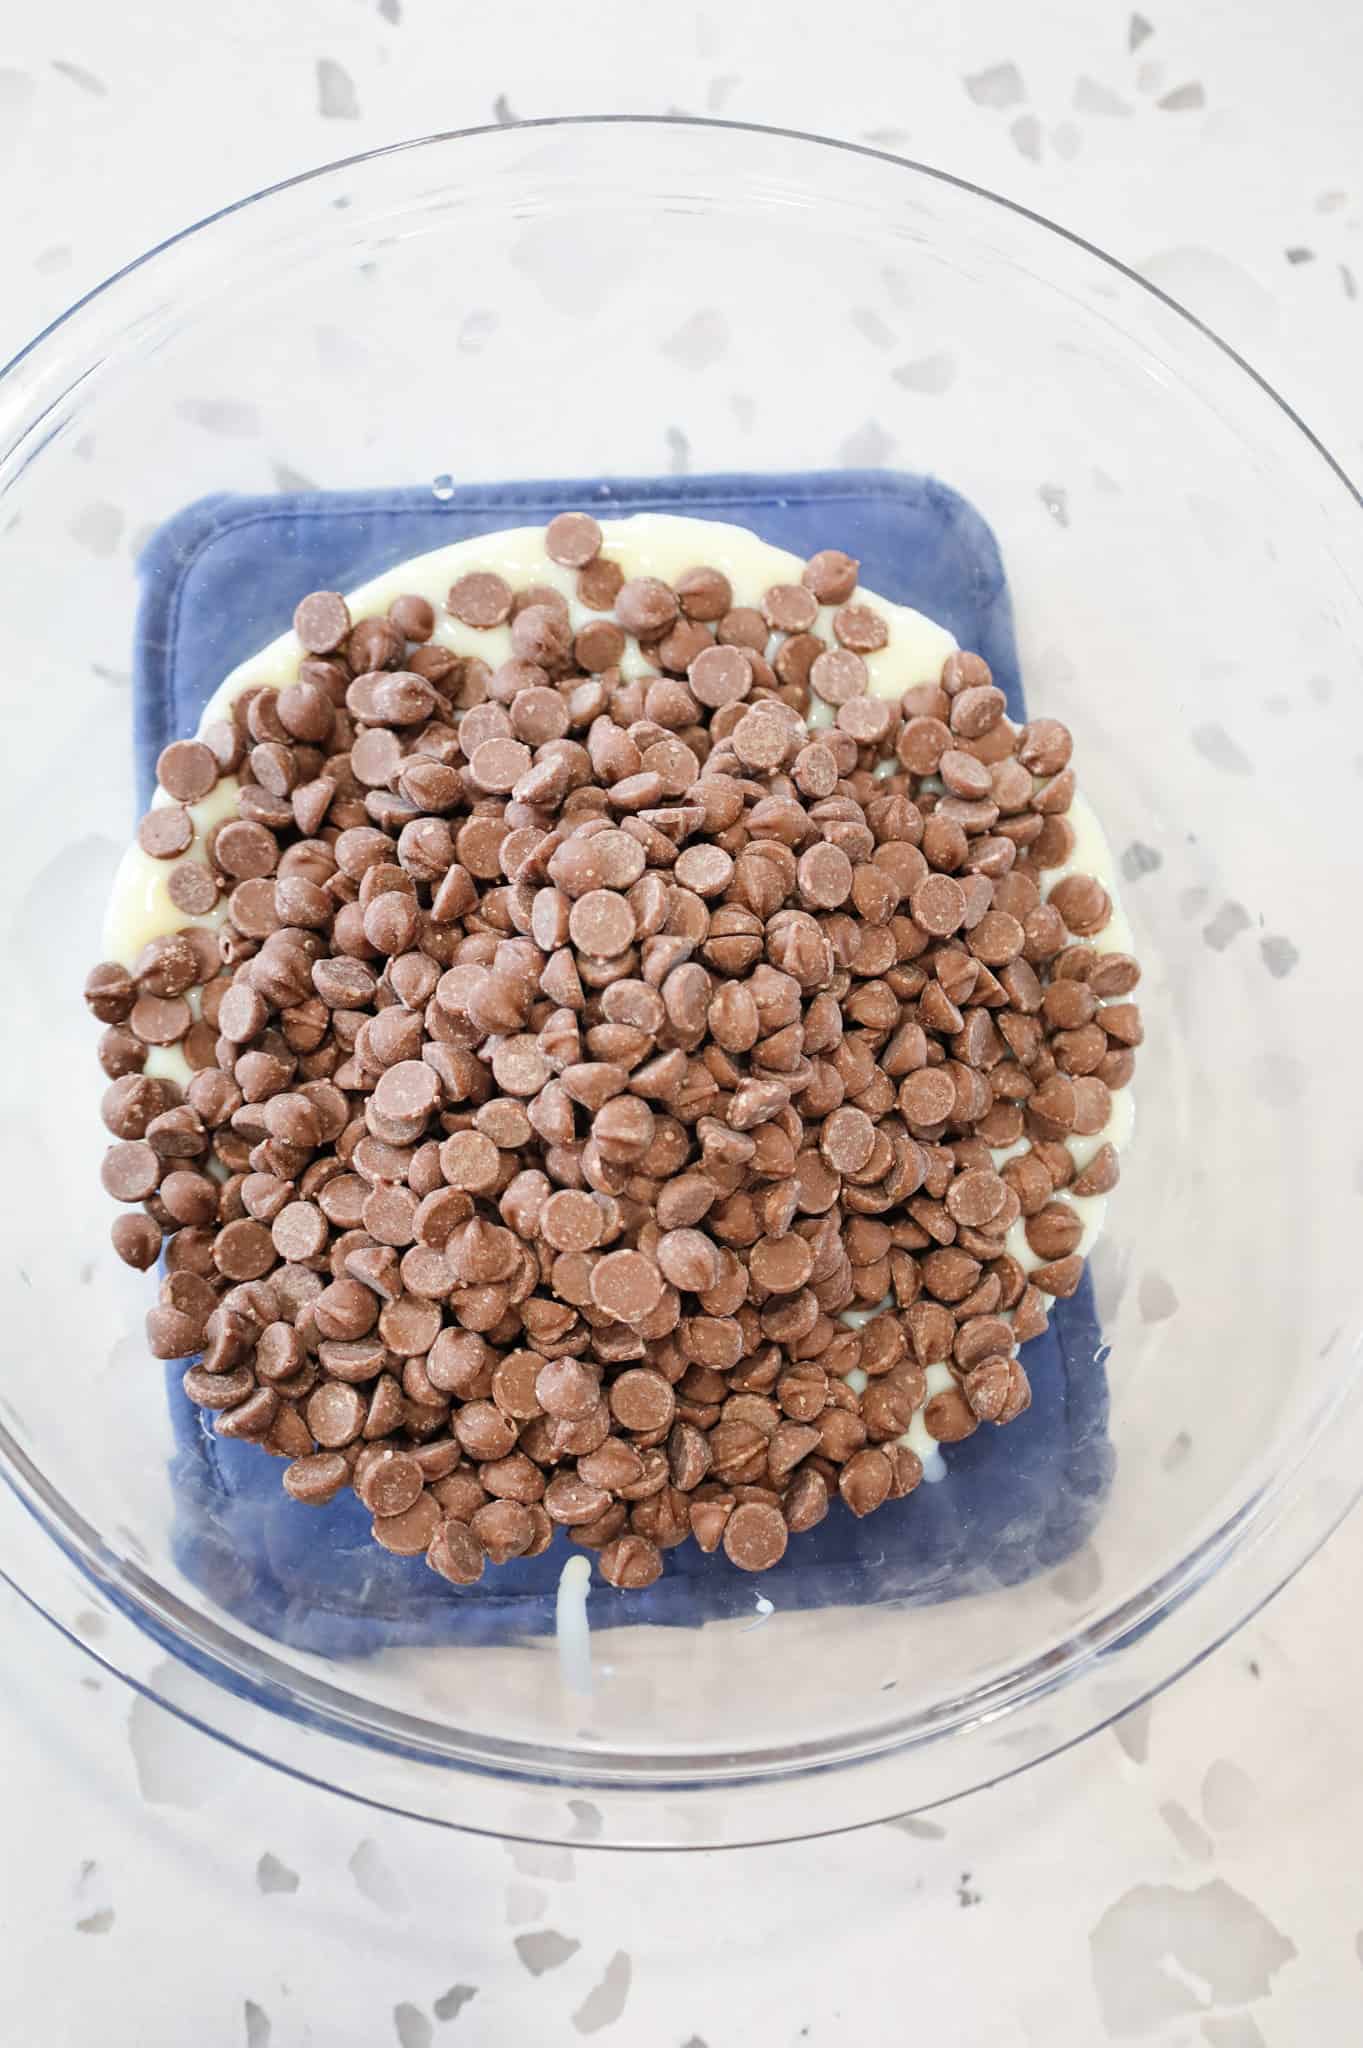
[2, 118, 1360, 1848]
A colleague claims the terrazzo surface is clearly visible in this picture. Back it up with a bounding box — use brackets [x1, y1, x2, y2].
[2, 1, 1361, 2040]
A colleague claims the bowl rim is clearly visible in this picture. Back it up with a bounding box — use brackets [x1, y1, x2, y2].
[5, 112, 1360, 508]
[3, 112, 1361, 1834]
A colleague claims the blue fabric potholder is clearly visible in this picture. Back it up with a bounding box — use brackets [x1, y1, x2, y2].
[134, 470, 1113, 1655]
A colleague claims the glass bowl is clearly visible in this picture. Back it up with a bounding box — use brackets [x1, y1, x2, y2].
[2, 118, 1360, 1849]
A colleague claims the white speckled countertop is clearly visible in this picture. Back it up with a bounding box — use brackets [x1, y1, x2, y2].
[2, 2, 1362, 2041]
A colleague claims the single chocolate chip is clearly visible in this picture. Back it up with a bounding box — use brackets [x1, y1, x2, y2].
[137, 805, 194, 859]
[448, 572, 513, 628]
[545, 511, 603, 568]
[723, 1501, 788, 1571]
[608, 1369, 676, 1433]
[615, 577, 678, 639]
[157, 739, 219, 803]
[802, 549, 859, 603]
[591, 1251, 664, 1322]
[294, 591, 351, 654]
[389, 592, 436, 642]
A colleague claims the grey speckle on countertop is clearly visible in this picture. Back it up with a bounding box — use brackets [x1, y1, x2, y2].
[514, 1930, 580, 1975]
[316, 57, 360, 119]
[963, 62, 1026, 110]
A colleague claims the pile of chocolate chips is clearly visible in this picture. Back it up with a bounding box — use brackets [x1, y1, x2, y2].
[85, 513, 1143, 1588]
